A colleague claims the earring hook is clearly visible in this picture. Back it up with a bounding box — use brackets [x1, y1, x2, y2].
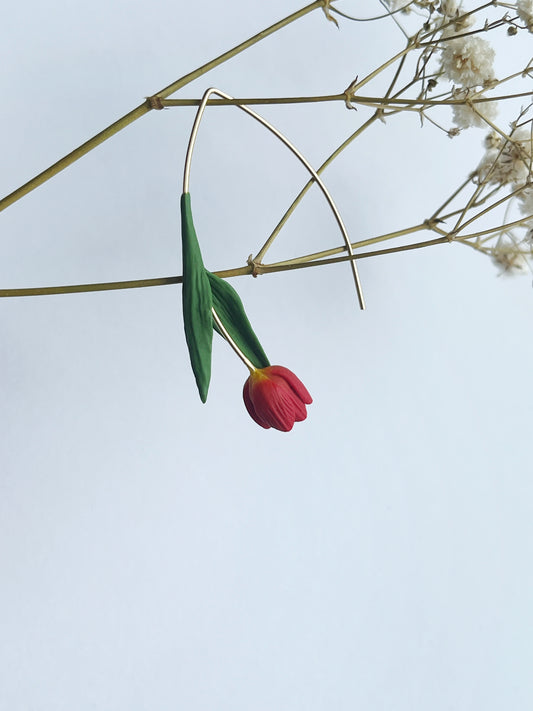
[182, 87, 365, 310]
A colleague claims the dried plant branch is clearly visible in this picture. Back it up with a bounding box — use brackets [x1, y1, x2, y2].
[0, 0, 324, 213]
[2, 0, 533, 296]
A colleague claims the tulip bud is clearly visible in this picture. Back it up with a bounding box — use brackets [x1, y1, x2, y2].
[243, 366, 312, 432]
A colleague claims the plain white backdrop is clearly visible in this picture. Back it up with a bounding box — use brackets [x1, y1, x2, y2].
[1, 1, 533, 709]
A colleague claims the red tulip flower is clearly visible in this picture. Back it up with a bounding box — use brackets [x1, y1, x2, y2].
[243, 366, 312, 432]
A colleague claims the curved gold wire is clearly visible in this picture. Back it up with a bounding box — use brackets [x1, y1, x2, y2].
[211, 307, 256, 373]
[182, 87, 365, 310]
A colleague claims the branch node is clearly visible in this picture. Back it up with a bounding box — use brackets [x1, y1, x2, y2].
[247, 254, 262, 278]
[146, 95, 165, 110]
[343, 77, 358, 110]
[321, 0, 339, 28]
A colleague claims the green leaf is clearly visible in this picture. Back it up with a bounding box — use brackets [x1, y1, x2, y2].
[181, 192, 213, 402]
[206, 271, 270, 369]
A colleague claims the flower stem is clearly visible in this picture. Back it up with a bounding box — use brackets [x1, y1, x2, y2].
[162, 94, 346, 107]
[159, 90, 533, 109]
[451, 184, 527, 237]
[260, 236, 450, 273]
[211, 308, 256, 372]
[0, 237, 450, 299]
[454, 215, 533, 241]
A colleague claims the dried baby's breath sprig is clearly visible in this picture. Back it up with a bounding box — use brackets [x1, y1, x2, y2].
[451, 87, 499, 129]
[517, 0, 533, 31]
[518, 186, 533, 217]
[1, 0, 533, 302]
[439, 35, 496, 87]
[490, 233, 531, 274]
[476, 127, 533, 186]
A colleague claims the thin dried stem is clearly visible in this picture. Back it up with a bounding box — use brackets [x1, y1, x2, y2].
[0, 237, 450, 299]
[0, 1, 323, 213]
[159, 90, 532, 110]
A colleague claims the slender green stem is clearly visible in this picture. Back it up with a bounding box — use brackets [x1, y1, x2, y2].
[159, 89, 533, 109]
[350, 41, 415, 95]
[270, 223, 432, 267]
[451, 185, 526, 237]
[0, 268, 247, 298]
[260, 236, 450, 273]
[0, 276, 181, 297]
[429, 176, 472, 221]
[449, 120, 520, 236]
[0, 103, 151, 213]
[331, 1, 416, 22]
[418, 1, 500, 44]
[163, 94, 345, 107]
[0, 0, 323, 213]
[454, 215, 533, 241]
[0, 236, 451, 299]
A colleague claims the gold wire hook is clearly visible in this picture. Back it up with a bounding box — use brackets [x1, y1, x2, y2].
[182, 87, 366, 310]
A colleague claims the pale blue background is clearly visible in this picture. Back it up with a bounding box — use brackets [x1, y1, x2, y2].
[1, 1, 532, 709]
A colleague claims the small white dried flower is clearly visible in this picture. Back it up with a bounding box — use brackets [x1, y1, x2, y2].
[484, 131, 502, 150]
[440, 0, 460, 17]
[517, 0, 533, 31]
[438, 4, 475, 37]
[518, 186, 533, 218]
[383, 0, 412, 11]
[452, 102, 498, 129]
[451, 88, 498, 129]
[476, 128, 532, 185]
[491, 238, 530, 274]
[440, 36, 495, 87]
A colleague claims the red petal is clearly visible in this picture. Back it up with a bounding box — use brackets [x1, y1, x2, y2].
[264, 366, 312, 404]
[246, 376, 291, 431]
[243, 378, 271, 429]
[291, 393, 308, 422]
[243, 366, 311, 432]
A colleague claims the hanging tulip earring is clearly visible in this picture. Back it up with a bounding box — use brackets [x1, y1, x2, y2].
[180, 87, 364, 430]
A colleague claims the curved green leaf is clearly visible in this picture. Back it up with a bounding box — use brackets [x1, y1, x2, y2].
[181, 192, 212, 402]
[207, 271, 270, 369]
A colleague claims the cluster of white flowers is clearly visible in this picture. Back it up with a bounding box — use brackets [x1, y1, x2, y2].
[382, 0, 532, 278]
[440, 36, 495, 87]
[439, 33, 498, 130]
[440, 0, 460, 15]
[472, 126, 533, 276]
[518, 187, 533, 218]
[439, 11, 475, 37]
[484, 131, 501, 150]
[476, 128, 532, 186]
[451, 88, 498, 129]
[491, 237, 531, 274]
[437, 0, 477, 34]
[517, 0, 533, 31]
